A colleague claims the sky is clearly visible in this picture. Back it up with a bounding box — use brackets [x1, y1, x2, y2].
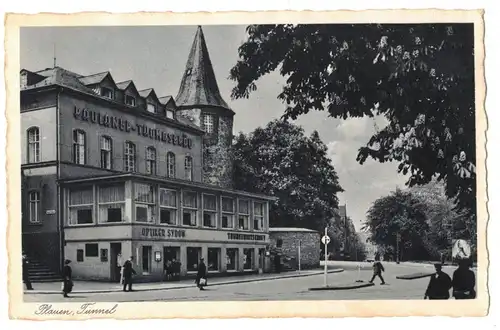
[20, 25, 409, 230]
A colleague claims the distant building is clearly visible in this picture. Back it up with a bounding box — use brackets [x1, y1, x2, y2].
[269, 227, 321, 269]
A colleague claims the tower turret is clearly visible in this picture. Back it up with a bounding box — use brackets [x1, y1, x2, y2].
[175, 26, 234, 188]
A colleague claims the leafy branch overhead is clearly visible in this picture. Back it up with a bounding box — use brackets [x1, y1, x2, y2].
[230, 24, 476, 216]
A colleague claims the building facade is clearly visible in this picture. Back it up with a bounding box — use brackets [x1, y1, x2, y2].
[21, 26, 274, 281]
[269, 228, 321, 270]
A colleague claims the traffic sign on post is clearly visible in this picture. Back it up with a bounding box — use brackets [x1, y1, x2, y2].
[321, 235, 331, 245]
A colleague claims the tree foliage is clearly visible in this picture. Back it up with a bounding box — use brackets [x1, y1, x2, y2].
[233, 119, 343, 232]
[230, 24, 476, 217]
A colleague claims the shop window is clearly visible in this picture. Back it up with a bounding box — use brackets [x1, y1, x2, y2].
[184, 156, 193, 181]
[203, 194, 217, 228]
[182, 191, 197, 226]
[147, 103, 156, 113]
[73, 129, 86, 165]
[98, 184, 125, 223]
[208, 248, 220, 271]
[238, 199, 250, 230]
[142, 246, 152, 274]
[77, 249, 84, 262]
[186, 247, 201, 272]
[226, 248, 238, 271]
[146, 147, 157, 175]
[68, 187, 94, 225]
[27, 127, 40, 163]
[100, 136, 113, 169]
[124, 142, 136, 172]
[166, 152, 176, 178]
[28, 191, 41, 224]
[134, 183, 155, 223]
[243, 248, 254, 270]
[125, 95, 136, 107]
[221, 197, 234, 229]
[85, 243, 99, 257]
[253, 202, 265, 231]
[160, 188, 177, 225]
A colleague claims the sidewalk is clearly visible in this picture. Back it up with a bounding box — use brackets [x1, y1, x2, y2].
[24, 268, 344, 295]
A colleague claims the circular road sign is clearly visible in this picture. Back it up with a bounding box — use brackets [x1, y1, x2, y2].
[321, 235, 331, 245]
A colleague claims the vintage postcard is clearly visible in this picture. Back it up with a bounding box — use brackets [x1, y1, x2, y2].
[5, 10, 488, 319]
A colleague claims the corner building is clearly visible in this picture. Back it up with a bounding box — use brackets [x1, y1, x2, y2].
[21, 26, 274, 281]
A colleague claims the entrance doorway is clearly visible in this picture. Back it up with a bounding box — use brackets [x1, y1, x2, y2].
[110, 243, 122, 282]
[142, 246, 152, 274]
[163, 246, 180, 281]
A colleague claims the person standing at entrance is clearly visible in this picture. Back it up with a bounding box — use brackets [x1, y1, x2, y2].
[62, 259, 73, 298]
[195, 258, 207, 290]
[424, 264, 452, 300]
[122, 256, 136, 292]
[22, 253, 33, 290]
[369, 257, 386, 285]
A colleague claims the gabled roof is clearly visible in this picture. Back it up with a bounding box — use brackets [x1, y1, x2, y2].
[78, 71, 113, 86]
[175, 26, 231, 111]
[21, 67, 95, 93]
[116, 80, 140, 95]
[159, 95, 174, 105]
[139, 88, 160, 102]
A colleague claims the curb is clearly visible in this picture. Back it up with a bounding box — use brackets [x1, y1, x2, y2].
[25, 268, 344, 295]
[396, 272, 434, 280]
[308, 282, 375, 291]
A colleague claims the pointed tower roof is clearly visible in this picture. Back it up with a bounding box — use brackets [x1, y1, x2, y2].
[175, 26, 231, 112]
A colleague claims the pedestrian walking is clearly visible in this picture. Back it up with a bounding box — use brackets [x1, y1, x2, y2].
[424, 263, 452, 300]
[452, 259, 476, 299]
[22, 253, 34, 290]
[61, 259, 73, 298]
[122, 256, 137, 292]
[369, 257, 386, 285]
[195, 257, 207, 290]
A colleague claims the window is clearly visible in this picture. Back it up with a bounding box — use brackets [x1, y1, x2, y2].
[98, 184, 125, 223]
[226, 248, 238, 271]
[68, 187, 94, 225]
[124, 142, 136, 172]
[203, 113, 215, 134]
[221, 197, 234, 229]
[73, 130, 86, 165]
[85, 243, 99, 257]
[21, 73, 28, 88]
[167, 152, 176, 178]
[101, 87, 114, 99]
[100, 136, 112, 169]
[202, 194, 217, 228]
[77, 249, 84, 262]
[208, 248, 221, 271]
[253, 202, 265, 231]
[166, 109, 174, 119]
[147, 103, 156, 113]
[243, 248, 254, 270]
[184, 156, 193, 181]
[146, 147, 157, 175]
[182, 191, 197, 226]
[160, 188, 177, 225]
[277, 238, 283, 248]
[27, 127, 40, 163]
[125, 95, 136, 106]
[186, 247, 201, 272]
[142, 246, 152, 273]
[134, 183, 155, 223]
[238, 199, 250, 230]
[28, 191, 41, 223]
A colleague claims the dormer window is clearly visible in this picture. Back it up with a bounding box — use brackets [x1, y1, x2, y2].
[20, 73, 28, 88]
[125, 95, 136, 107]
[147, 103, 156, 113]
[101, 87, 114, 100]
[166, 109, 175, 119]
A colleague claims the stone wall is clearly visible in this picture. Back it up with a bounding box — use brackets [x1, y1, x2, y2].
[269, 231, 321, 269]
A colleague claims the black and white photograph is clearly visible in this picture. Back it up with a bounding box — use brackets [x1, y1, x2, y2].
[6, 10, 487, 318]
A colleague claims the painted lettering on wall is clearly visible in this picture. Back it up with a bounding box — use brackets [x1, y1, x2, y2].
[227, 233, 266, 241]
[73, 107, 193, 149]
[141, 227, 186, 238]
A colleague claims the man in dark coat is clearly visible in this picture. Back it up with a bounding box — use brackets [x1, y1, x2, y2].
[22, 253, 33, 290]
[122, 256, 137, 292]
[62, 259, 73, 298]
[369, 257, 386, 285]
[452, 259, 476, 299]
[425, 263, 452, 299]
[195, 258, 207, 290]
